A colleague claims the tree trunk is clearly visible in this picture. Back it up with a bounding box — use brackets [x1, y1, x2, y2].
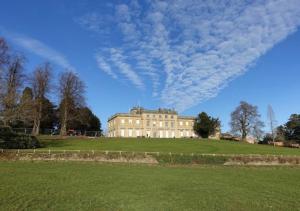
[60, 101, 68, 136]
[32, 101, 42, 135]
[242, 131, 247, 141]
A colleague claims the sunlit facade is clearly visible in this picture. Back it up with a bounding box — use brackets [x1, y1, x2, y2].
[107, 107, 197, 138]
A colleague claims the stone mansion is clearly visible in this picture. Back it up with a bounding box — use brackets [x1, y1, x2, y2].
[107, 107, 197, 138]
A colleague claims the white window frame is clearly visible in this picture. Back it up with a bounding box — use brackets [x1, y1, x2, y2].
[128, 129, 132, 137]
[121, 129, 125, 137]
[159, 130, 163, 138]
[171, 131, 175, 138]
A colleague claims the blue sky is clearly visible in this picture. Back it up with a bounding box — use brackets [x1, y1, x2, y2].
[1, 0, 300, 132]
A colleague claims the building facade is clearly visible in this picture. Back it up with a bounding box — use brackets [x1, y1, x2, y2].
[107, 107, 197, 138]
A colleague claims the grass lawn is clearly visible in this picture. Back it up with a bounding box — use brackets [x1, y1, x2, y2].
[0, 161, 300, 210]
[38, 136, 300, 156]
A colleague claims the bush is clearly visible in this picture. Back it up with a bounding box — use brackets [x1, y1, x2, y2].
[0, 126, 40, 149]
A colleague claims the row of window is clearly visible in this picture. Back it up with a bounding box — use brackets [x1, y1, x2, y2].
[146, 121, 175, 127]
[146, 114, 174, 119]
[116, 119, 192, 126]
[111, 129, 195, 138]
[109, 119, 194, 128]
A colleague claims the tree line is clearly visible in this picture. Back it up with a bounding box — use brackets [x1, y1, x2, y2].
[193, 101, 300, 145]
[0, 37, 101, 136]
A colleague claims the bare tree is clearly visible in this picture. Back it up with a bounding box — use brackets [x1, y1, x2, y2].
[252, 120, 265, 142]
[267, 105, 277, 146]
[31, 63, 52, 135]
[230, 101, 264, 141]
[1, 55, 24, 126]
[58, 71, 85, 136]
[0, 37, 9, 67]
[0, 38, 10, 111]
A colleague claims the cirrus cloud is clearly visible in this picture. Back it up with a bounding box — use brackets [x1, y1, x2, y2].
[78, 0, 300, 111]
[1, 29, 75, 70]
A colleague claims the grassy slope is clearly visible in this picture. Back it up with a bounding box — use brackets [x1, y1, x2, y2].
[38, 137, 300, 155]
[0, 161, 300, 210]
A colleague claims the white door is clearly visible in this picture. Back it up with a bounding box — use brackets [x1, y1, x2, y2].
[136, 130, 140, 137]
[166, 131, 169, 138]
[160, 130, 163, 138]
[171, 131, 175, 138]
[121, 129, 125, 137]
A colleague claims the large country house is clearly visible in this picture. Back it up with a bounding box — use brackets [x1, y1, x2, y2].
[107, 107, 197, 138]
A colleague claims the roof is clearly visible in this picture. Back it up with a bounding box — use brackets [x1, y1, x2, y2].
[108, 113, 140, 121]
[108, 107, 195, 122]
[178, 116, 196, 120]
[130, 106, 177, 115]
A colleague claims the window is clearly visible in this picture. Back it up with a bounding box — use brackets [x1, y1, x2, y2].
[136, 130, 140, 137]
[159, 115, 162, 118]
[129, 119, 132, 124]
[159, 121, 163, 127]
[180, 121, 183, 126]
[153, 121, 156, 127]
[165, 121, 168, 127]
[171, 131, 175, 137]
[136, 119, 140, 125]
[166, 131, 169, 138]
[165, 115, 168, 118]
[128, 129, 132, 137]
[159, 130, 163, 137]
[171, 122, 174, 128]
[186, 131, 189, 137]
[171, 115, 174, 119]
[121, 129, 125, 137]
[147, 114, 150, 118]
[121, 119, 125, 124]
[186, 121, 189, 126]
[147, 121, 150, 127]
[153, 114, 156, 118]
[180, 131, 183, 137]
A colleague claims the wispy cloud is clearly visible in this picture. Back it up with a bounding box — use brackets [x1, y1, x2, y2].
[95, 48, 144, 89]
[2, 30, 74, 70]
[75, 13, 112, 35]
[109, 48, 144, 90]
[95, 54, 117, 79]
[77, 0, 300, 111]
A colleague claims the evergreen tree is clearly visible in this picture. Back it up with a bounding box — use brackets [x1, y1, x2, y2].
[18, 87, 34, 128]
[193, 112, 220, 138]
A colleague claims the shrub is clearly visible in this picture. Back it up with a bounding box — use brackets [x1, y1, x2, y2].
[0, 126, 40, 149]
